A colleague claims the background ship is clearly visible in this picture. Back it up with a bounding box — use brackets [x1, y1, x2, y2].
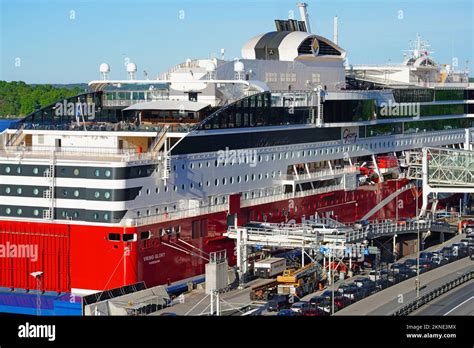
[0, 3, 472, 296]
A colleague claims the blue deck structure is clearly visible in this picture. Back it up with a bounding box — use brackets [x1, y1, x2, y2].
[0, 289, 82, 316]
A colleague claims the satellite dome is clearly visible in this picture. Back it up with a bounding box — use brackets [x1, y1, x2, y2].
[234, 61, 245, 73]
[126, 62, 137, 73]
[99, 63, 110, 73]
[205, 61, 217, 72]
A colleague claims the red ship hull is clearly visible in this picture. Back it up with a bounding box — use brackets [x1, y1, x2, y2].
[0, 179, 454, 293]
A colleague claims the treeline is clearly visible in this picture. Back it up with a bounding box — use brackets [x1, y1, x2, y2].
[0, 81, 84, 118]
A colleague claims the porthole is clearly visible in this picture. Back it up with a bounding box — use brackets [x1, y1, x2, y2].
[17, 188, 22, 195]
[94, 169, 100, 177]
[93, 213, 99, 220]
[5, 187, 10, 194]
[104, 191, 111, 199]
[16, 167, 21, 174]
[222, 178, 226, 185]
[33, 167, 39, 175]
[62, 189, 67, 197]
[33, 188, 39, 196]
[5, 208, 11, 215]
[147, 189, 150, 195]
[215, 179, 219, 186]
[73, 168, 80, 176]
[104, 213, 109, 221]
[94, 191, 100, 198]
[33, 209, 39, 216]
[17, 208, 22, 215]
[73, 190, 80, 197]
[73, 212, 79, 218]
[105, 169, 112, 177]
[5, 167, 10, 174]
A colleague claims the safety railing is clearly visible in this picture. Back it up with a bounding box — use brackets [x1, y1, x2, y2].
[393, 270, 474, 316]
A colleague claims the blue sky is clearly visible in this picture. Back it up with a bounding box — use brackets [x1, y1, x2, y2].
[0, 0, 472, 83]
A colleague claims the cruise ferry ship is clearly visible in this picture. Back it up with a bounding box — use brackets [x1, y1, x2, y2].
[0, 3, 472, 294]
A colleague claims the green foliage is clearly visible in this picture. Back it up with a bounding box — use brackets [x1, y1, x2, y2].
[0, 81, 83, 118]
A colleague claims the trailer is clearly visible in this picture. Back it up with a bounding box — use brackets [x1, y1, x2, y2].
[254, 257, 286, 279]
[249, 279, 279, 301]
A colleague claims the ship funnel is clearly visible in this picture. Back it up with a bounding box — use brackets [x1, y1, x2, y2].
[297, 3, 311, 33]
[333, 16, 338, 45]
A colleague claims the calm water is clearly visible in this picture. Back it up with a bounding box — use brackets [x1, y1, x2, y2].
[0, 119, 18, 132]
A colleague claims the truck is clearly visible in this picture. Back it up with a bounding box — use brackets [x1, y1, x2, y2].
[254, 257, 286, 279]
[276, 263, 321, 298]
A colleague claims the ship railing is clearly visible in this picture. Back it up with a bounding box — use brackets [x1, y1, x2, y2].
[122, 202, 229, 227]
[0, 145, 155, 162]
[240, 183, 345, 208]
[279, 166, 358, 182]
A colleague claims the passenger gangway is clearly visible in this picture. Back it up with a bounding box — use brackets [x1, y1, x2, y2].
[346, 218, 455, 243]
[419, 146, 474, 215]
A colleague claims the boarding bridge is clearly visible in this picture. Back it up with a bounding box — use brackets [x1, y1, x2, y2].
[346, 219, 455, 243]
[419, 146, 474, 216]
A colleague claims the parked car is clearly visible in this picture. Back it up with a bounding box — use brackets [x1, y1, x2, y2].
[431, 256, 448, 267]
[368, 270, 387, 281]
[375, 279, 392, 290]
[290, 301, 312, 313]
[353, 277, 373, 288]
[359, 282, 376, 296]
[303, 306, 328, 316]
[267, 295, 290, 312]
[309, 296, 327, 305]
[420, 261, 433, 271]
[419, 252, 433, 262]
[403, 259, 416, 268]
[277, 309, 302, 316]
[460, 239, 470, 247]
[313, 298, 338, 313]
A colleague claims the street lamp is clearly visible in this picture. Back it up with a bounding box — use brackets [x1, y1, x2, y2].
[30, 271, 44, 316]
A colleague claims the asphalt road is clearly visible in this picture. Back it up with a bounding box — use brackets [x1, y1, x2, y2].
[413, 280, 474, 316]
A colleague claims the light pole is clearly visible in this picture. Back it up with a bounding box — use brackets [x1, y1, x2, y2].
[30, 271, 44, 316]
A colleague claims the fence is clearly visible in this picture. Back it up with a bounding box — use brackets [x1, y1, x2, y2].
[392, 270, 474, 316]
